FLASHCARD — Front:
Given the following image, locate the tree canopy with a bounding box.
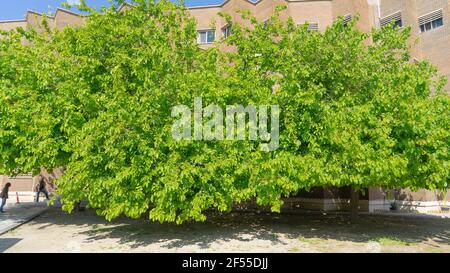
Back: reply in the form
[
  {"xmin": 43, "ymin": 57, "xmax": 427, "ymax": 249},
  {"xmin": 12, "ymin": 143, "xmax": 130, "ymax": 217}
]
[{"xmin": 0, "ymin": 0, "xmax": 448, "ymax": 223}]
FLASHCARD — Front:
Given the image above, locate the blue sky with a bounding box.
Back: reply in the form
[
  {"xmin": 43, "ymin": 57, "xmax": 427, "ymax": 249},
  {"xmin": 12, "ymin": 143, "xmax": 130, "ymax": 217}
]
[{"xmin": 0, "ymin": 0, "xmax": 226, "ymax": 21}]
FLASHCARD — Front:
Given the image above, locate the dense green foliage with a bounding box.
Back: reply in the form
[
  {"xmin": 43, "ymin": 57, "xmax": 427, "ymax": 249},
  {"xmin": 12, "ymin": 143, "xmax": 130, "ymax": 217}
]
[{"xmin": 1, "ymin": 0, "xmax": 448, "ymax": 223}]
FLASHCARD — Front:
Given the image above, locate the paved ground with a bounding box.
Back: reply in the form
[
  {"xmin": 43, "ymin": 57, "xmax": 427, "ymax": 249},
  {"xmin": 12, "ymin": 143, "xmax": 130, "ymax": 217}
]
[
  {"xmin": 1, "ymin": 207, "xmax": 449, "ymax": 253},
  {"xmin": 0, "ymin": 202, "xmax": 49, "ymax": 236}
]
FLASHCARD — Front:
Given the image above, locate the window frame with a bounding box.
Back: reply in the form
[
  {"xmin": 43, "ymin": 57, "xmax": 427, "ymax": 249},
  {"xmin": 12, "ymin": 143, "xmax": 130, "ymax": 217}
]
[
  {"xmin": 343, "ymin": 14, "xmax": 352, "ymax": 27},
  {"xmin": 300, "ymin": 21, "xmax": 319, "ymax": 32},
  {"xmin": 418, "ymin": 9, "xmax": 444, "ymax": 33},
  {"xmin": 221, "ymin": 24, "xmax": 232, "ymax": 38},
  {"xmin": 380, "ymin": 11, "xmax": 403, "ymax": 29},
  {"xmin": 197, "ymin": 29, "xmax": 216, "ymax": 44}
]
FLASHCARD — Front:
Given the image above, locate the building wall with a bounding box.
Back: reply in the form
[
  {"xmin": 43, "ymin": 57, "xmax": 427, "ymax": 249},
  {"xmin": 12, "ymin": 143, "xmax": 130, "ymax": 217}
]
[
  {"xmin": 0, "ymin": 167, "xmax": 62, "ymax": 194},
  {"xmin": 25, "ymin": 11, "xmax": 55, "ymax": 32},
  {"xmin": 189, "ymin": 0, "xmax": 335, "ymax": 48},
  {"xmin": 0, "ymin": 175, "xmax": 34, "ymax": 192},
  {"xmin": 380, "ymin": 0, "xmax": 450, "ymax": 92},
  {"xmin": 287, "ymin": 1, "xmax": 333, "ymax": 31},
  {"xmin": 0, "ymin": 8, "xmax": 84, "ymax": 33},
  {"xmin": 53, "ymin": 9, "xmax": 85, "ymax": 29},
  {"xmin": 417, "ymin": 0, "xmax": 450, "ymax": 91},
  {"xmin": 0, "ymin": 20, "xmax": 27, "ymax": 31},
  {"xmin": 332, "ymin": 0, "xmax": 377, "ymax": 32}
]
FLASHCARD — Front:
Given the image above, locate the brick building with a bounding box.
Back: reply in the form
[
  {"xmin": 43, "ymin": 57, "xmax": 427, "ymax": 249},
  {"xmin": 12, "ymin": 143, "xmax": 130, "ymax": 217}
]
[{"xmin": 1, "ymin": 0, "xmax": 449, "ymax": 212}]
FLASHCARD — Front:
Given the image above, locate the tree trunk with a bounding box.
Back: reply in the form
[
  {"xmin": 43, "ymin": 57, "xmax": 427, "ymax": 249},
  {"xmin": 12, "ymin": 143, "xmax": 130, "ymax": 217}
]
[
  {"xmin": 74, "ymin": 201, "xmax": 82, "ymax": 213},
  {"xmin": 350, "ymin": 187, "xmax": 359, "ymax": 222}
]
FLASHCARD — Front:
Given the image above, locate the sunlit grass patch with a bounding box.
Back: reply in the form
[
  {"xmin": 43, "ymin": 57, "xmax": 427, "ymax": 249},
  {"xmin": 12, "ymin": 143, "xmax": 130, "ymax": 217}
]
[
  {"xmin": 297, "ymin": 236, "xmax": 326, "ymax": 244},
  {"xmin": 371, "ymin": 236, "xmax": 412, "ymax": 246}
]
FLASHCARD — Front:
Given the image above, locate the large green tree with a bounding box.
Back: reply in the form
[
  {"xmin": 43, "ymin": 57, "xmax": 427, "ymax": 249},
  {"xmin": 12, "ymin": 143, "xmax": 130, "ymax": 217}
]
[
  {"xmin": 221, "ymin": 7, "xmax": 449, "ymax": 219},
  {"xmin": 0, "ymin": 1, "xmax": 448, "ymax": 223}
]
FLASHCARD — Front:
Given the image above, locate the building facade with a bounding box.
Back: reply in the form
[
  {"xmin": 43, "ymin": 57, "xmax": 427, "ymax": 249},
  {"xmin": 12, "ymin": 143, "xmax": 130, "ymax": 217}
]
[{"xmin": 1, "ymin": 0, "xmax": 449, "ymax": 211}]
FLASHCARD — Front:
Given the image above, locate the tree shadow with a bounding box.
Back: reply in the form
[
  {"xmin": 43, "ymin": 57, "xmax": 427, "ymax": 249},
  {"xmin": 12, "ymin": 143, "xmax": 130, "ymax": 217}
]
[
  {"xmin": 26, "ymin": 208, "xmax": 450, "ymax": 251},
  {"xmin": 0, "ymin": 238, "xmax": 22, "ymax": 252}
]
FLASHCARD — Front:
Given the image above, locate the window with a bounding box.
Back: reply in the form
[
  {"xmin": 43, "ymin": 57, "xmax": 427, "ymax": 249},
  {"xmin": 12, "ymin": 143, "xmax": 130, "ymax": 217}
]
[
  {"xmin": 222, "ymin": 24, "xmax": 232, "ymax": 38},
  {"xmin": 197, "ymin": 30, "xmax": 215, "ymax": 44},
  {"xmin": 419, "ymin": 9, "xmax": 444, "ymax": 33},
  {"xmin": 380, "ymin": 11, "xmax": 403, "ymax": 28},
  {"xmin": 301, "ymin": 21, "xmax": 319, "ymax": 31},
  {"xmin": 343, "ymin": 14, "xmax": 352, "ymax": 27}
]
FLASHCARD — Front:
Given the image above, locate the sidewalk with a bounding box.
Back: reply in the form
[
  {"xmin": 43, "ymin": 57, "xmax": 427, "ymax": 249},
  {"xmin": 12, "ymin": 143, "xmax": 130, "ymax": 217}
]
[{"xmin": 0, "ymin": 202, "xmax": 49, "ymax": 235}]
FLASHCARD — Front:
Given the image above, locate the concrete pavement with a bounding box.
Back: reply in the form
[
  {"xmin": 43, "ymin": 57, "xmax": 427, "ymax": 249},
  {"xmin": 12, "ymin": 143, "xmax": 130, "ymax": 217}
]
[{"xmin": 0, "ymin": 202, "xmax": 49, "ymax": 236}]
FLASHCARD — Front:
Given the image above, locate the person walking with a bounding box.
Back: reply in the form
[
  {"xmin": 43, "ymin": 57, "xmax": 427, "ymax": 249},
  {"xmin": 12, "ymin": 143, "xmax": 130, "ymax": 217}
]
[
  {"xmin": 36, "ymin": 175, "xmax": 50, "ymax": 202},
  {"xmin": 0, "ymin": 183, "xmax": 11, "ymax": 213}
]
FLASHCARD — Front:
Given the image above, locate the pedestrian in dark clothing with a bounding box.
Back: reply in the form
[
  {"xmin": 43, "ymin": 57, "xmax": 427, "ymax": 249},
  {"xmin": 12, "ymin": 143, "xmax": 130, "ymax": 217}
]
[
  {"xmin": 36, "ymin": 175, "xmax": 50, "ymax": 202},
  {"xmin": 0, "ymin": 183, "xmax": 11, "ymax": 213}
]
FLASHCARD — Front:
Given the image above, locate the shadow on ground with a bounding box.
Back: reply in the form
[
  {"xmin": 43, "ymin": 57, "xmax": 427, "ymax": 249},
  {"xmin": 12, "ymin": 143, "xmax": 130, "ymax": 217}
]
[
  {"xmin": 0, "ymin": 238, "xmax": 22, "ymax": 252},
  {"xmin": 24, "ymin": 207, "xmax": 450, "ymax": 251}
]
